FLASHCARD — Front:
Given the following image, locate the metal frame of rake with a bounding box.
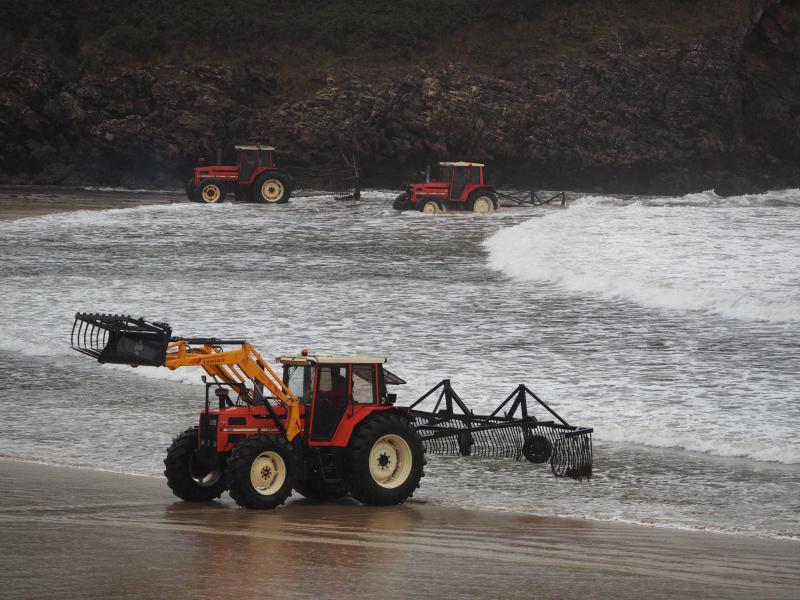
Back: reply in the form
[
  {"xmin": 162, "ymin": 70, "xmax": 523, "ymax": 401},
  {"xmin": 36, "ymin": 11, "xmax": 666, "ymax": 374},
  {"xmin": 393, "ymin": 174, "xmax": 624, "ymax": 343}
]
[
  {"xmin": 407, "ymin": 379, "xmax": 593, "ymax": 479},
  {"xmin": 286, "ymin": 152, "xmax": 361, "ymax": 200},
  {"xmin": 495, "ymin": 190, "xmax": 567, "ymax": 208}
]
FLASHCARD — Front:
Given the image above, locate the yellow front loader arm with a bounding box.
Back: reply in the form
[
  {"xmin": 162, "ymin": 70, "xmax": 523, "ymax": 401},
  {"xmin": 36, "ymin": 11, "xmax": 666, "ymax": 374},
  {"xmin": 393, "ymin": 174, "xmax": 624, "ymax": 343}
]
[
  {"xmin": 165, "ymin": 340, "xmax": 302, "ymax": 440},
  {"xmin": 71, "ymin": 313, "xmax": 302, "ymax": 440}
]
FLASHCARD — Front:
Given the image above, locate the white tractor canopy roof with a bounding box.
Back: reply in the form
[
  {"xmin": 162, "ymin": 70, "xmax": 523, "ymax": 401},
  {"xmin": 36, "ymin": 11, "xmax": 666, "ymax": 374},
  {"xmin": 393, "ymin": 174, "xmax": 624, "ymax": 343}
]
[
  {"xmin": 277, "ymin": 355, "xmax": 406, "ymax": 384},
  {"xmin": 439, "ymin": 161, "xmax": 485, "ymax": 167},
  {"xmin": 235, "ymin": 145, "xmax": 276, "ymax": 151},
  {"xmin": 278, "ymin": 354, "xmax": 387, "ymax": 366}
]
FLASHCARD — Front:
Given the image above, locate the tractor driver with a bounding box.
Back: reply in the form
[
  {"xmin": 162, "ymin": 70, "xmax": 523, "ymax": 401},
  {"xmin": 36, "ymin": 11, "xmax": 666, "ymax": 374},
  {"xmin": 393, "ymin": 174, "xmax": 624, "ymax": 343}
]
[{"xmin": 328, "ymin": 370, "xmax": 349, "ymax": 406}]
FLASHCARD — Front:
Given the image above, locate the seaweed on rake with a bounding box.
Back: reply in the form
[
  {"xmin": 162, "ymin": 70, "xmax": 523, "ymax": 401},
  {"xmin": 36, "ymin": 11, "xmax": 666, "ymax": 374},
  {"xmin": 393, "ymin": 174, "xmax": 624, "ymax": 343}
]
[
  {"xmin": 285, "ymin": 152, "xmax": 361, "ymax": 200},
  {"xmin": 407, "ymin": 380, "xmax": 593, "ymax": 480}
]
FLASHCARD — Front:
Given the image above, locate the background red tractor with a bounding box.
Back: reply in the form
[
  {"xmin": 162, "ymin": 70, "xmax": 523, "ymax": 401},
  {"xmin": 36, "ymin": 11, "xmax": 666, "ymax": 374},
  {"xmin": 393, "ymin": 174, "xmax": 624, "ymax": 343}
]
[
  {"xmin": 186, "ymin": 145, "xmax": 292, "ymax": 204},
  {"xmin": 393, "ymin": 161, "xmax": 498, "ymax": 213}
]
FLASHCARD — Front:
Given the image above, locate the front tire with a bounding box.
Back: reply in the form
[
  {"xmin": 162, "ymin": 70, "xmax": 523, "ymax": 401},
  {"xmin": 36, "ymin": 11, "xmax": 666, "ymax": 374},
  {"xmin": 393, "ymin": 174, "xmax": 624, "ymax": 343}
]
[
  {"xmin": 163, "ymin": 427, "xmax": 226, "ymax": 502},
  {"xmin": 227, "ymin": 434, "xmax": 296, "ymax": 509},
  {"xmin": 347, "ymin": 413, "xmax": 425, "ymax": 506},
  {"xmin": 185, "ymin": 179, "xmax": 195, "ymax": 202},
  {"xmin": 466, "ymin": 191, "xmax": 496, "ymax": 213},
  {"xmin": 419, "ymin": 198, "xmax": 443, "ymax": 214},
  {"xmin": 392, "ymin": 193, "xmax": 407, "ymax": 211},
  {"xmin": 253, "ymin": 172, "xmax": 291, "ymax": 204},
  {"xmin": 195, "ymin": 179, "xmax": 226, "ymax": 204}
]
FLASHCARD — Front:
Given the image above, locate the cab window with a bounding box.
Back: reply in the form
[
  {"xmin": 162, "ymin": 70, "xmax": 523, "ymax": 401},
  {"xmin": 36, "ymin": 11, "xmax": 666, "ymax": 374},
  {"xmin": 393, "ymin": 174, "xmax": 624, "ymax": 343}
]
[
  {"xmin": 469, "ymin": 166, "xmax": 481, "ymax": 184},
  {"xmin": 284, "ymin": 365, "xmax": 313, "ymax": 405},
  {"xmin": 352, "ymin": 365, "xmax": 376, "ymax": 404}
]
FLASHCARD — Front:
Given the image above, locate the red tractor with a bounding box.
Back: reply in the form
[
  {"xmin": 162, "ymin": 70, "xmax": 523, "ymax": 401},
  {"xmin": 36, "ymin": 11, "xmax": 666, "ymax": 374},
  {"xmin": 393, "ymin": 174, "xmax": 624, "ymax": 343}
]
[
  {"xmin": 186, "ymin": 145, "xmax": 292, "ymax": 204},
  {"xmin": 393, "ymin": 161, "xmax": 498, "ymax": 213},
  {"xmin": 71, "ymin": 314, "xmax": 425, "ymax": 509}
]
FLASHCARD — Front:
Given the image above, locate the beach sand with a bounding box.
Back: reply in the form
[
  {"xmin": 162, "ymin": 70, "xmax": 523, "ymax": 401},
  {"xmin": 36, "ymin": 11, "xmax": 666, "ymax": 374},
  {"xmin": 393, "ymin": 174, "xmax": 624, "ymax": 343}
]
[
  {"xmin": 0, "ymin": 460, "xmax": 797, "ymax": 600},
  {"xmin": 0, "ymin": 185, "xmax": 180, "ymax": 220}
]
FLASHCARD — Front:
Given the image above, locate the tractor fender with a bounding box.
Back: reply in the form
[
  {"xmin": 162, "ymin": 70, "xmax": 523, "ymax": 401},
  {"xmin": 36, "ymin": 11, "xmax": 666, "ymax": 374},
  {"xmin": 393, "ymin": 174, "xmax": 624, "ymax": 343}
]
[{"xmin": 328, "ymin": 406, "xmax": 412, "ymax": 447}]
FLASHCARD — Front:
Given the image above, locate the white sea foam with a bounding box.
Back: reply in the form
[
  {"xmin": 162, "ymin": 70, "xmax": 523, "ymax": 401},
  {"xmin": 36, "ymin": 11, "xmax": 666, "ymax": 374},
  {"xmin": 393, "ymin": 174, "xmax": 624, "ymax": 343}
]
[
  {"xmin": 485, "ymin": 194, "xmax": 800, "ymax": 322},
  {"xmin": 80, "ymin": 186, "xmax": 181, "ymax": 194}
]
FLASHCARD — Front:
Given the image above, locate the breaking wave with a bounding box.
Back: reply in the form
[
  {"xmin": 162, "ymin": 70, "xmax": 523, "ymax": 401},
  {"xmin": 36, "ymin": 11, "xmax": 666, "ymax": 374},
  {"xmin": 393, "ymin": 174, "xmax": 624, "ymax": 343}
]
[{"xmin": 485, "ymin": 193, "xmax": 800, "ymax": 322}]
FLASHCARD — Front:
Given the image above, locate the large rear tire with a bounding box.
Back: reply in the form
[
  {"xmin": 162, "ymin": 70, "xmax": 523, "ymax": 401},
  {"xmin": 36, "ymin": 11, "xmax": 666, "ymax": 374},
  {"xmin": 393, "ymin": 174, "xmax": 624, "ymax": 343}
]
[
  {"xmin": 466, "ymin": 191, "xmax": 496, "ymax": 213},
  {"xmin": 163, "ymin": 427, "xmax": 226, "ymax": 502},
  {"xmin": 253, "ymin": 172, "xmax": 291, "ymax": 204},
  {"xmin": 347, "ymin": 413, "xmax": 425, "ymax": 506},
  {"xmin": 195, "ymin": 179, "xmax": 226, "ymax": 204},
  {"xmin": 227, "ymin": 434, "xmax": 296, "ymax": 509}
]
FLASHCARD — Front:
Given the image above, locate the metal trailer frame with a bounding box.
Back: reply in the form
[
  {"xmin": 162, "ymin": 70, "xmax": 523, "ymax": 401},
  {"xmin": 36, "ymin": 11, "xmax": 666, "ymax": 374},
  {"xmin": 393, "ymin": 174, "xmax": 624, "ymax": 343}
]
[
  {"xmin": 407, "ymin": 379, "xmax": 593, "ymax": 479},
  {"xmin": 495, "ymin": 190, "xmax": 568, "ymax": 208}
]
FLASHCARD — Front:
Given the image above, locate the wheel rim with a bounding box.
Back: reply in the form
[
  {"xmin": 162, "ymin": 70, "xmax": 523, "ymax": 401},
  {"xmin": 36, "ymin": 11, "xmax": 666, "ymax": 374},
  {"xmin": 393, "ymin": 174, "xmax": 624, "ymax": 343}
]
[
  {"xmin": 473, "ymin": 196, "xmax": 493, "ymax": 213},
  {"xmin": 201, "ymin": 184, "xmax": 221, "ymax": 203},
  {"xmin": 189, "ymin": 452, "xmax": 222, "ymax": 487},
  {"xmin": 260, "ymin": 179, "xmax": 284, "ymax": 202},
  {"xmin": 249, "ymin": 451, "xmax": 286, "ymax": 495},
  {"xmin": 369, "ymin": 434, "xmax": 413, "ymax": 489},
  {"xmin": 422, "ymin": 201, "xmax": 440, "ymax": 214}
]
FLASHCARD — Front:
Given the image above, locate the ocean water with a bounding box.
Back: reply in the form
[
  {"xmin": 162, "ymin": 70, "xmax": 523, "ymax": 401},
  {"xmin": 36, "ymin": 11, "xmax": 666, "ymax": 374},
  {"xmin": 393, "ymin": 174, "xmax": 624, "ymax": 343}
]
[{"xmin": 0, "ymin": 188, "xmax": 798, "ymax": 539}]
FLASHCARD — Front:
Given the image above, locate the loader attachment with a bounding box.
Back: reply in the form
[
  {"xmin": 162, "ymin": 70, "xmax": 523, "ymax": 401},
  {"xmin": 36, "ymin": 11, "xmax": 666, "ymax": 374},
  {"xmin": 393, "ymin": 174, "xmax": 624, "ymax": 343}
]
[
  {"xmin": 408, "ymin": 380, "xmax": 593, "ymax": 480},
  {"xmin": 71, "ymin": 312, "xmax": 172, "ymax": 366}
]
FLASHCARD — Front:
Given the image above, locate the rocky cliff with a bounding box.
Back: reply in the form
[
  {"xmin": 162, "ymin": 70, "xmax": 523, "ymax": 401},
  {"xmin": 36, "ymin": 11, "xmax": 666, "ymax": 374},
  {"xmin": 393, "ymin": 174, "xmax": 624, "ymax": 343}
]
[{"xmin": 1, "ymin": 0, "xmax": 799, "ymax": 195}]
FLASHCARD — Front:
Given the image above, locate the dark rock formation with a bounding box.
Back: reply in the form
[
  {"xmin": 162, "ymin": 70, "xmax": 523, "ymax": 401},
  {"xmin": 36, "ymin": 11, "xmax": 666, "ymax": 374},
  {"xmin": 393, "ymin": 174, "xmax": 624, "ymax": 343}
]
[{"xmin": 1, "ymin": 0, "xmax": 800, "ymax": 195}]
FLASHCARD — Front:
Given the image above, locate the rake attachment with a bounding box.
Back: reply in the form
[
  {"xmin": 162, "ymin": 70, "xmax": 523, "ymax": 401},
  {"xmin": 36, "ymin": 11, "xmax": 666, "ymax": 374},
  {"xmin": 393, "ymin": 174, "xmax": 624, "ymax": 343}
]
[
  {"xmin": 286, "ymin": 152, "xmax": 361, "ymax": 201},
  {"xmin": 71, "ymin": 312, "xmax": 172, "ymax": 366},
  {"xmin": 407, "ymin": 380, "xmax": 593, "ymax": 480},
  {"xmin": 495, "ymin": 190, "xmax": 567, "ymax": 208}
]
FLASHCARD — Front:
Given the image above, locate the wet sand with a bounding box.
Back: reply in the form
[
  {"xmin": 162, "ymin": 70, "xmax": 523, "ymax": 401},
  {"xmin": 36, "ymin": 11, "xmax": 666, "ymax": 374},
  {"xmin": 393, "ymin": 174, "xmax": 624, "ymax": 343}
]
[
  {"xmin": 0, "ymin": 460, "xmax": 797, "ymax": 600},
  {"xmin": 0, "ymin": 185, "xmax": 180, "ymax": 220}
]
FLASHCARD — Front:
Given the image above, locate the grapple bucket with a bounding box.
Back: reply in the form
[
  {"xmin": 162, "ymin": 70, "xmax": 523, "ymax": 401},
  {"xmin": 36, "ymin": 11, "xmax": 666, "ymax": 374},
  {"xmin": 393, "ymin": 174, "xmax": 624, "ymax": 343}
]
[
  {"xmin": 71, "ymin": 313, "xmax": 172, "ymax": 366},
  {"xmin": 408, "ymin": 380, "xmax": 593, "ymax": 480}
]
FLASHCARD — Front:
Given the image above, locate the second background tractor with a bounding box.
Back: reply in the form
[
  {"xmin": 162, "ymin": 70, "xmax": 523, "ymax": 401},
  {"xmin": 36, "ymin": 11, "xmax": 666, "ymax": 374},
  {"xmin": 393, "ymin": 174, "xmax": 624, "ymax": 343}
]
[{"xmin": 393, "ymin": 161, "xmax": 498, "ymax": 213}]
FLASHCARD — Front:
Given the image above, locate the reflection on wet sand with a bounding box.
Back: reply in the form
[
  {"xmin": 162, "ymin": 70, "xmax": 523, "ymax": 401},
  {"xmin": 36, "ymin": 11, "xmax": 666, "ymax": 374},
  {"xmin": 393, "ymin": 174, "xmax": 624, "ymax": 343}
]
[{"xmin": 0, "ymin": 461, "xmax": 797, "ymax": 600}]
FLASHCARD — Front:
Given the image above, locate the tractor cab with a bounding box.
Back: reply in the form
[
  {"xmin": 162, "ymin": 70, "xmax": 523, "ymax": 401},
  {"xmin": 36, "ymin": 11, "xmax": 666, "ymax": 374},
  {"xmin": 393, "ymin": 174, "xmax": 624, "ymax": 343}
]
[
  {"xmin": 393, "ymin": 161, "xmax": 497, "ymax": 213},
  {"xmin": 236, "ymin": 145, "xmax": 275, "ymax": 183},
  {"xmin": 438, "ymin": 161, "xmax": 485, "ymax": 200},
  {"xmin": 278, "ymin": 354, "xmax": 405, "ymax": 445}
]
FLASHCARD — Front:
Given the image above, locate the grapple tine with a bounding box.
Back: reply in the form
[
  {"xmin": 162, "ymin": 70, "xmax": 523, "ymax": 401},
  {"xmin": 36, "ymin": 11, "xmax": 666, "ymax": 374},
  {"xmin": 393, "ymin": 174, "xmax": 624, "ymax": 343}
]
[{"xmin": 70, "ymin": 312, "xmax": 173, "ymax": 366}]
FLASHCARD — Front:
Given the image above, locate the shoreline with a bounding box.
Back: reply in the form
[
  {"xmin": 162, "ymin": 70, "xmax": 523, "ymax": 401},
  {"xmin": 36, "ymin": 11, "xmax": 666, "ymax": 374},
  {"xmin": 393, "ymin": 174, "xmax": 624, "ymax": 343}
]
[
  {"xmin": 2, "ymin": 452, "xmax": 798, "ymax": 544},
  {"xmin": 1, "ymin": 458, "xmax": 797, "ymax": 599},
  {"xmin": 0, "ymin": 184, "xmax": 182, "ymax": 221}
]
